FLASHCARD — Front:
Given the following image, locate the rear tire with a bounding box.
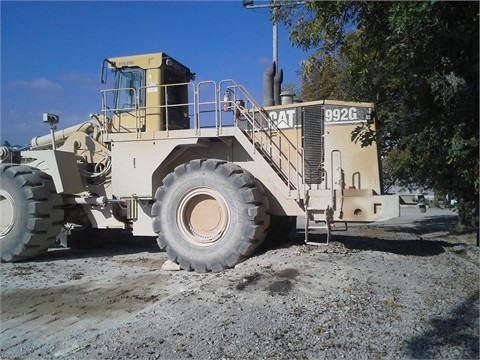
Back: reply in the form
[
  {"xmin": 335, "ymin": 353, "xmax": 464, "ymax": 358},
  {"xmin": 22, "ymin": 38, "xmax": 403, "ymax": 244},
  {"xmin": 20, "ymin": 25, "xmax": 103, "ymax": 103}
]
[
  {"xmin": 0, "ymin": 164, "xmax": 64, "ymax": 262},
  {"xmin": 152, "ymin": 159, "xmax": 270, "ymax": 272}
]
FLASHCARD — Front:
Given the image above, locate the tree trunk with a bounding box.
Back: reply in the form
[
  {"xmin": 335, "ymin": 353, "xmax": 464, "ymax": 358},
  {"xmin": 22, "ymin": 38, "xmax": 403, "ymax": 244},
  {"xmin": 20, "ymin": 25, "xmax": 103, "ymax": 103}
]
[{"xmin": 457, "ymin": 197, "xmax": 479, "ymax": 233}]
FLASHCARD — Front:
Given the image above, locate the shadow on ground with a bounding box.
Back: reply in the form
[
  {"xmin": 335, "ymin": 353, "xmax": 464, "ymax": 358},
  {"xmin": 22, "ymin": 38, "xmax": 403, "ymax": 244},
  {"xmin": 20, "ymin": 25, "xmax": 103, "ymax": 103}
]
[
  {"xmin": 404, "ymin": 291, "xmax": 479, "ymax": 359},
  {"xmin": 338, "ymin": 236, "xmax": 462, "ymax": 256},
  {"xmin": 333, "ymin": 212, "xmax": 470, "ymax": 256},
  {"xmin": 31, "ymin": 231, "xmax": 161, "ymax": 263},
  {"xmin": 378, "ymin": 213, "xmax": 464, "ymax": 235},
  {"xmin": 263, "ymin": 211, "xmax": 470, "ymax": 257},
  {"xmin": 30, "ymin": 210, "xmax": 472, "ymax": 262}
]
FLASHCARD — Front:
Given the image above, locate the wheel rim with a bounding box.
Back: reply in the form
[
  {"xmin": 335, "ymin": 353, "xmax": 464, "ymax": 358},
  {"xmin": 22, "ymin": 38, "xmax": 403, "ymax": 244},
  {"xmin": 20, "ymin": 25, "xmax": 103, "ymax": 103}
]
[
  {"xmin": 177, "ymin": 187, "xmax": 230, "ymax": 246},
  {"xmin": 0, "ymin": 190, "xmax": 15, "ymax": 238}
]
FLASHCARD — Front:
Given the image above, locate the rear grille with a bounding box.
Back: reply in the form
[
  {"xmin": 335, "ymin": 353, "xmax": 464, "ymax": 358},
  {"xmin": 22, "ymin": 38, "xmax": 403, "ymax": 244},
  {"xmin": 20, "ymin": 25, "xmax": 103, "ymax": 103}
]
[{"xmin": 303, "ymin": 104, "xmax": 325, "ymax": 184}]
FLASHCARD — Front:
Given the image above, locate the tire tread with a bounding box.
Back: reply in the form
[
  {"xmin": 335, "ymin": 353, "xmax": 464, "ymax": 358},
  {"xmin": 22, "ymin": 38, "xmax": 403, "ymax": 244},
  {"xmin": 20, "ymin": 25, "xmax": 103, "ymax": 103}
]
[
  {"xmin": 153, "ymin": 159, "xmax": 270, "ymax": 272},
  {"xmin": 0, "ymin": 164, "xmax": 64, "ymax": 262}
]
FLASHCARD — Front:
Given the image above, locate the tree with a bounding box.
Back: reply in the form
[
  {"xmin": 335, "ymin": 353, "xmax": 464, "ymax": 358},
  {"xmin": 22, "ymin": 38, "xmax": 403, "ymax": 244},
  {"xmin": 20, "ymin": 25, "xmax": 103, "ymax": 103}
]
[{"xmin": 277, "ymin": 1, "xmax": 479, "ymax": 229}]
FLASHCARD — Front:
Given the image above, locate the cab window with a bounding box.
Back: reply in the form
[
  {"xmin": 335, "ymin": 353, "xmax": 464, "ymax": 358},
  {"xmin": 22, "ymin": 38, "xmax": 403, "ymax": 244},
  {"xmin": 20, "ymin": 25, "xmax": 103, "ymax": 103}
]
[{"xmin": 114, "ymin": 69, "xmax": 144, "ymax": 111}]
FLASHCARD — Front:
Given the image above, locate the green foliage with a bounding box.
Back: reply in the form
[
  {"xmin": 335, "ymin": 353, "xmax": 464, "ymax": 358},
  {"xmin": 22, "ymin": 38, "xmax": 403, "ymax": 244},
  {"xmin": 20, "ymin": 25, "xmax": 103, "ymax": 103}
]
[{"xmin": 278, "ymin": 1, "xmax": 479, "ymax": 228}]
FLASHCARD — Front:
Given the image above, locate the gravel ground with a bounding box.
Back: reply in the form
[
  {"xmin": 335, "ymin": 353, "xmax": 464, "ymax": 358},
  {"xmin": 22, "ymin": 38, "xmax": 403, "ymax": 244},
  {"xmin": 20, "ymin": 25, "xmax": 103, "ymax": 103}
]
[{"xmin": 1, "ymin": 207, "xmax": 478, "ymax": 360}]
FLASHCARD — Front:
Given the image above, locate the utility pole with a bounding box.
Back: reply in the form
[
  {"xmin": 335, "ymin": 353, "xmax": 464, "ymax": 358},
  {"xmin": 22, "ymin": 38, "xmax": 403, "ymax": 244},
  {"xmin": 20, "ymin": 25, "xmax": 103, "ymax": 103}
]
[
  {"xmin": 242, "ymin": 0, "xmax": 280, "ymax": 69},
  {"xmin": 272, "ymin": 0, "xmax": 278, "ymax": 70},
  {"xmin": 242, "ymin": 0, "xmax": 305, "ymax": 71},
  {"xmin": 243, "ymin": 0, "xmax": 305, "ymax": 105}
]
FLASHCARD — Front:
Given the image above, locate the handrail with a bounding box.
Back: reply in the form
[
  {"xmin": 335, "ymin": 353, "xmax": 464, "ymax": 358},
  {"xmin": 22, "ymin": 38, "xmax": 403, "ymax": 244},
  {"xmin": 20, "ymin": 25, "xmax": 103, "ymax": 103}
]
[
  {"xmin": 101, "ymin": 87, "xmax": 139, "ymax": 135},
  {"xmin": 101, "ymin": 79, "xmax": 306, "ymax": 193},
  {"xmin": 219, "ymin": 79, "xmax": 304, "ymax": 191},
  {"xmin": 197, "ymin": 81, "xmax": 218, "ymax": 135}
]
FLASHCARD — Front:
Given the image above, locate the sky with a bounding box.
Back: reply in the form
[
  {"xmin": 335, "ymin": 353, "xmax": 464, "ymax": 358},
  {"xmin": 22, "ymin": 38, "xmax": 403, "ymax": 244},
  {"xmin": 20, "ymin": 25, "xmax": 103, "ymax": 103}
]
[{"xmin": 0, "ymin": 0, "xmax": 311, "ymax": 147}]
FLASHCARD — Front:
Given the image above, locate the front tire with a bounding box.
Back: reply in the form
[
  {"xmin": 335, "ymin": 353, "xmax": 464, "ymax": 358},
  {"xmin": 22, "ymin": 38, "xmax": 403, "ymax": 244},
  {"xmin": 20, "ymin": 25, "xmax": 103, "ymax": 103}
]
[
  {"xmin": 152, "ymin": 159, "xmax": 270, "ymax": 272},
  {"xmin": 0, "ymin": 164, "xmax": 64, "ymax": 262}
]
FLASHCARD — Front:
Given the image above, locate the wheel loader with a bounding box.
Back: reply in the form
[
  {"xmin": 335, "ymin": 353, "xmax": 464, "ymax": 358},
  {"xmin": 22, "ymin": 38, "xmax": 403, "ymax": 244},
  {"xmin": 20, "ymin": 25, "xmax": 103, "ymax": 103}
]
[{"xmin": 0, "ymin": 52, "xmax": 399, "ymax": 272}]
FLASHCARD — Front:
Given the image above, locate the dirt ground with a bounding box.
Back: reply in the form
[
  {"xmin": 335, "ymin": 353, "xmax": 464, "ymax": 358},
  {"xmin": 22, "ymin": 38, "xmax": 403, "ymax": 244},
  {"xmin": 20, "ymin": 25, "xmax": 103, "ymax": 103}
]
[{"xmin": 1, "ymin": 207, "xmax": 478, "ymax": 359}]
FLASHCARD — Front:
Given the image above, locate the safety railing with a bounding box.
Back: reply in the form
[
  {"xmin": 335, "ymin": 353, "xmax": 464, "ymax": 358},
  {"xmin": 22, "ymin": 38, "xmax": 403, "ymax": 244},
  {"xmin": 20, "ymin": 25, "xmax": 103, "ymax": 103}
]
[
  {"xmin": 218, "ymin": 79, "xmax": 304, "ymax": 192},
  {"xmin": 101, "ymin": 87, "xmax": 140, "ymax": 136},
  {"xmin": 101, "ymin": 79, "xmax": 305, "ymax": 192}
]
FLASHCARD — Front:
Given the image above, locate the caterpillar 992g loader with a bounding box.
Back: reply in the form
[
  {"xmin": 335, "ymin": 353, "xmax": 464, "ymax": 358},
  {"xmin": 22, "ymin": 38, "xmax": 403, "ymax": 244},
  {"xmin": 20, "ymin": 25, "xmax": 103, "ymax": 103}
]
[{"xmin": 0, "ymin": 52, "xmax": 399, "ymax": 272}]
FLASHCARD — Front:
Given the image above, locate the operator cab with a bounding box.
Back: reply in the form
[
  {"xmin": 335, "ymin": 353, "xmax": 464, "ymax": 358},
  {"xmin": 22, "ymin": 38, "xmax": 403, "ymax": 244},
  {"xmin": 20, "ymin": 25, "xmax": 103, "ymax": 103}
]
[{"xmin": 102, "ymin": 52, "xmax": 195, "ymax": 133}]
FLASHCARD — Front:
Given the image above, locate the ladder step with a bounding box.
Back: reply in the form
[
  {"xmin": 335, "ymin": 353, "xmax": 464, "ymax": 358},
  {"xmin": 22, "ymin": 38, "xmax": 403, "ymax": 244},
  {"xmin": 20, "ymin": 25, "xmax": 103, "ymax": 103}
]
[{"xmin": 305, "ymin": 214, "xmax": 331, "ymax": 245}]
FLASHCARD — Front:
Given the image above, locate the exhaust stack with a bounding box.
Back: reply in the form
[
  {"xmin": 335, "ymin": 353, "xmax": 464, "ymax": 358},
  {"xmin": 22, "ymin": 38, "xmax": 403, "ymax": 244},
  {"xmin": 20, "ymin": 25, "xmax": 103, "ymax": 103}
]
[
  {"xmin": 263, "ymin": 62, "xmax": 276, "ymax": 107},
  {"xmin": 263, "ymin": 61, "xmax": 283, "ymax": 106},
  {"xmin": 273, "ymin": 68, "xmax": 283, "ymax": 106}
]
